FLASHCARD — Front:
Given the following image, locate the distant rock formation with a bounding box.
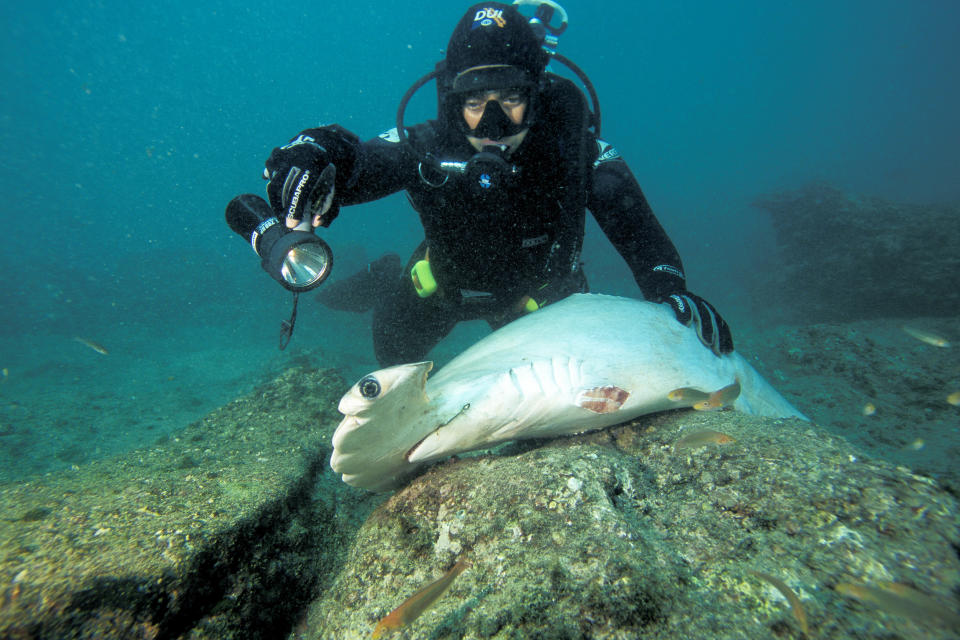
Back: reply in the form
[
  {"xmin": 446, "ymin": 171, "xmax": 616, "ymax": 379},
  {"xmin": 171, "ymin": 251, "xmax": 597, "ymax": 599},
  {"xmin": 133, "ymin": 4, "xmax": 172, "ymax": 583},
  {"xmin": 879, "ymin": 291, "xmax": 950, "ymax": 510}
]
[{"xmin": 752, "ymin": 183, "xmax": 960, "ymax": 322}]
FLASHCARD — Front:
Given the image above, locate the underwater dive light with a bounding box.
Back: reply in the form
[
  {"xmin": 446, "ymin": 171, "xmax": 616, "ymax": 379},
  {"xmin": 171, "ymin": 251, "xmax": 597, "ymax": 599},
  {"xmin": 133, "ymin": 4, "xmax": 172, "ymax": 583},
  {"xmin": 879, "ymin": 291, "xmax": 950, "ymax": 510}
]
[{"xmin": 225, "ymin": 193, "xmax": 333, "ymax": 292}]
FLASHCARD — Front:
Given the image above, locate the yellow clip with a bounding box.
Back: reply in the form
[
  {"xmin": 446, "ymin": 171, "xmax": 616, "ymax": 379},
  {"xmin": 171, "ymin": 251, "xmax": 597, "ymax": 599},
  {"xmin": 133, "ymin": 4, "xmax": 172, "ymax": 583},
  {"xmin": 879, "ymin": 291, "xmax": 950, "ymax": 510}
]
[{"xmin": 411, "ymin": 259, "xmax": 437, "ymax": 298}]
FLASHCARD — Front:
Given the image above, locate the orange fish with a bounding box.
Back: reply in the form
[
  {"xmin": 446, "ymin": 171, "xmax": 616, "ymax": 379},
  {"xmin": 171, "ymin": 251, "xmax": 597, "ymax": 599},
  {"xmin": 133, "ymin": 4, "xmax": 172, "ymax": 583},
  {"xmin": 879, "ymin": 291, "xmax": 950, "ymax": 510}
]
[
  {"xmin": 836, "ymin": 581, "xmax": 960, "ymax": 629},
  {"xmin": 673, "ymin": 430, "xmax": 735, "ymax": 450},
  {"xmin": 371, "ymin": 559, "xmax": 469, "ymax": 638},
  {"xmin": 862, "ymin": 402, "xmax": 877, "ymax": 416},
  {"xmin": 692, "ymin": 380, "xmax": 741, "ymax": 411},
  {"xmin": 750, "ymin": 570, "xmax": 809, "ymax": 635},
  {"xmin": 901, "ymin": 326, "xmax": 951, "ymax": 348},
  {"xmin": 667, "ymin": 387, "xmax": 711, "ymax": 403},
  {"xmin": 73, "ymin": 336, "xmax": 109, "ymax": 355}
]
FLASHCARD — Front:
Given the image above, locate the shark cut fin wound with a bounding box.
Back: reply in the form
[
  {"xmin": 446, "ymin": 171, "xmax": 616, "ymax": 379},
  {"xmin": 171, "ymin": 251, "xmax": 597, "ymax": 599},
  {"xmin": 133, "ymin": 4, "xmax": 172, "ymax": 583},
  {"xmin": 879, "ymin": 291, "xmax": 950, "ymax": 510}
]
[{"xmin": 575, "ymin": 386, "xmax": 630, "ymax": 414}]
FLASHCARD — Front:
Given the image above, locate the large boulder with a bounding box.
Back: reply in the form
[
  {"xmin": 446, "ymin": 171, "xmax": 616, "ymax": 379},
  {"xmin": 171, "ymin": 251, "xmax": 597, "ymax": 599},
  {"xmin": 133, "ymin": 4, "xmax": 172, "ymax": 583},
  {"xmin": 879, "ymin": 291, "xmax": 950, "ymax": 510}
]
[{"xmin": 298, "ymin": 410, "xmax": 960, "ymax": 639}]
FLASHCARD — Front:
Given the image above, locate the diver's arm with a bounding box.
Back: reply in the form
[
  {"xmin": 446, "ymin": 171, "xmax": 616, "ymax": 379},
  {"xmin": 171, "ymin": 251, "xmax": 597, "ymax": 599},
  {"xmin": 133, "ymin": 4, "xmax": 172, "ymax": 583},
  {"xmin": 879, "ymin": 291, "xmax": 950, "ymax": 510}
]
[
  {"xmin": 337, "ymin": 128, "xmax": 419, "ymax": 206},
  {"xmin": 586, "ymin": 140, "xmax": 686, "ymax": 299},
  {"xmin": 263, "ymin": 124, "xmax": 415, "ymax": 227}
]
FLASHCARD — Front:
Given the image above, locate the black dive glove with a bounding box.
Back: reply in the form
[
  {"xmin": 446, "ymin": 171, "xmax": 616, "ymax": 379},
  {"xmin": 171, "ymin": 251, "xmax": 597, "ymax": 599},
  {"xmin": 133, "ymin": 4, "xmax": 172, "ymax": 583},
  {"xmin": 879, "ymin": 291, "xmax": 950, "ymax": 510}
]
[
  {"xmin": 657, "ymin": 291, "xmax": 734, "ymax": 356},
  {"xmin": 264, "ymin": 133, "xmax": 337, "ymax": 228},
  {"xmin": 264, "ymin": 125, "xmax": 361, "ymax": 227}
]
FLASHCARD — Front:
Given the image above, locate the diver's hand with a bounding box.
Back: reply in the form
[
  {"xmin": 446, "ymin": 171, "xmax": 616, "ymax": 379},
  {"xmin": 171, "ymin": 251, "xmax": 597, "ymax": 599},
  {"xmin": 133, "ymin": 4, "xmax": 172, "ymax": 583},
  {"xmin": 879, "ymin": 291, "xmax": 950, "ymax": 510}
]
[
  {"xmin": 264, "ymin": 134, "xmax": 336, "ymax": 228},
  {"xmin": 658, "ymin": 291, "xmax": 734, "ymax": 356}
]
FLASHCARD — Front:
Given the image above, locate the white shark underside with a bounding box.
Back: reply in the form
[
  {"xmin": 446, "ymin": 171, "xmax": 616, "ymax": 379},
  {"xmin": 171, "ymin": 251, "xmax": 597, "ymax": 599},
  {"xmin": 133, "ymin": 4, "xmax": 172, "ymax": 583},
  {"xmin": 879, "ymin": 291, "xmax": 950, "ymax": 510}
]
[{"xmin": 331, "ymin": 294, "xmax": 806, "ymax": 491}]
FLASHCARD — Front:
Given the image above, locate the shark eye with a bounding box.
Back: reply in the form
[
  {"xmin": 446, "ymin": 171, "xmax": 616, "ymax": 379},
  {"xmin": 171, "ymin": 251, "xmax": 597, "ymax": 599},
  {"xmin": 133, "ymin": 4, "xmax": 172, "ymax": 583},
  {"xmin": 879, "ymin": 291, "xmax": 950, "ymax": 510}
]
[{"xmin": 358, "ymin": 376, "xmax": 381, "ymax": 399}]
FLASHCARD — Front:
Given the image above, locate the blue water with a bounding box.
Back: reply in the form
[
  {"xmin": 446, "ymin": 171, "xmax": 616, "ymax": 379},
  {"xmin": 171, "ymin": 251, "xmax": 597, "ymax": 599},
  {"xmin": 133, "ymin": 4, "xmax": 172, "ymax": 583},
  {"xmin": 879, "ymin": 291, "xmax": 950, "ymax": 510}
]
[{"xmin": 1, "ymin": 1, "xmax": 958, "ymax": 479}]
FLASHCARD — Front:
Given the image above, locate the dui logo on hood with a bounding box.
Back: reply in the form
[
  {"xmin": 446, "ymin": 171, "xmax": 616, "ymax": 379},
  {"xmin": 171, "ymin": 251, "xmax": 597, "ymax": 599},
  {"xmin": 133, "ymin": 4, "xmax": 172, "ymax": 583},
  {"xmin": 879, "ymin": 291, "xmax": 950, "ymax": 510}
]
[{"xmin": 473, "ymin": 7, "xmax": 507, "ymax": 28}]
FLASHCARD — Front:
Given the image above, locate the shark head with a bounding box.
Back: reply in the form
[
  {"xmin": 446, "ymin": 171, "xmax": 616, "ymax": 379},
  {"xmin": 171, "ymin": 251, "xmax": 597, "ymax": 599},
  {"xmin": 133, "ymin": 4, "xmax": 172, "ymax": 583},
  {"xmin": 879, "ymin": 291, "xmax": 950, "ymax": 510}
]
[
  {"xmin": 337, "ymin": 361, "xmax": 433, "ymax": 420},
  {"xmin": 331, "ymin": 361, "xmax": 436, "ymax": 491}
]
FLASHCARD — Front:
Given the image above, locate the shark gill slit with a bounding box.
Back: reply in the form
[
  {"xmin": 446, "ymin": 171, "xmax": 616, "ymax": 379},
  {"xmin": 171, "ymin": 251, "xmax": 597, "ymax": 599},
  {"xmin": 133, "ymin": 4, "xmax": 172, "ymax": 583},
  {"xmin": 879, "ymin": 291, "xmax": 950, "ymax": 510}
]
[
  {"xmin": 507, "ymin": 367, "xmax": 526, "ymax": 399},
  {"xmin": 551, "ymin": 356, "xmax": 571, "ymax": 392},
  {"xmin": 529, "ymin": 361, "xmax": 547, "ymax": 395}
]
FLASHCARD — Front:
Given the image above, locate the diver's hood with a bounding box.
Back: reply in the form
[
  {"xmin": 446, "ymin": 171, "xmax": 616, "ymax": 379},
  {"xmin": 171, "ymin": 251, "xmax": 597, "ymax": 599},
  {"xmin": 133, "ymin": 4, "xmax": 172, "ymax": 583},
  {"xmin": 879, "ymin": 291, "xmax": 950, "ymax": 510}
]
[
  {"xmin": 393, "ymin": 1, "xmax": 600, "ymax": 184},
  {"xmin": 437, "ymin": 2, "xmax": 549, "ymax": 134}
]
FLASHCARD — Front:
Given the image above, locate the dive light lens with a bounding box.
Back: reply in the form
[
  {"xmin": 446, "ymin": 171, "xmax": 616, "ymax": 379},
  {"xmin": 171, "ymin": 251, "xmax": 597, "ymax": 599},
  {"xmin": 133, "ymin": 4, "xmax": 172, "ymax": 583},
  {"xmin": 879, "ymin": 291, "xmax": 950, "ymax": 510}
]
[
  {"xmin": 280, "ymin": 242, "xmax": 332, "ymax": 289},
  {"xmin": 266, "ymin": 231, "xmax": 334, "ymax": 292}
]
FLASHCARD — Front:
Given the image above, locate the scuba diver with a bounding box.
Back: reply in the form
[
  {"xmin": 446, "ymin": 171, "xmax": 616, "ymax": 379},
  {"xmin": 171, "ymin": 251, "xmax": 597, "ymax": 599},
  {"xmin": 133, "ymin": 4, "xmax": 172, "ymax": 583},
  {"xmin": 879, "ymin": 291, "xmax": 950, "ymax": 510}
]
[{"xmin": 225, "ymin": 1, "xmax": 733, "ymax": 365}]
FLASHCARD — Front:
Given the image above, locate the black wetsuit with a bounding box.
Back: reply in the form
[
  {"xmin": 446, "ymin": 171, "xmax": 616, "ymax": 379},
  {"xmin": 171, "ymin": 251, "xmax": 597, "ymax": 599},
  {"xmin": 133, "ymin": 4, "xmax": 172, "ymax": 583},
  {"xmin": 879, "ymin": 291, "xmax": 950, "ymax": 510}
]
[{"xmin": 315, "ymin": 77, "xmax": 686, "ymax": 365}]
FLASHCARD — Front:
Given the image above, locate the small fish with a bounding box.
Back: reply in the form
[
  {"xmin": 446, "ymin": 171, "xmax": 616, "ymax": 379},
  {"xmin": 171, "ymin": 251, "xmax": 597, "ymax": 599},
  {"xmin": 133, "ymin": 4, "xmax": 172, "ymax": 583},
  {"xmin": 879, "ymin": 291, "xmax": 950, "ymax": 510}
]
[
  {"xmin": 947, "ymin": 391, "xmax": 960, "ymax": 407},
  {"xmin": 73, "ymin": 336, "xmax": 109, "ymax": 355},
  {"xmin": 371, "ymin": 559, "xmax": 469, "ymax": 638},
  {"xmin": 750, "ymin": 570, "xmax": 809, "ymax": 636},
  {"xmin": 901, "ymin": 326, "xmax": 951, "ymax": 348},
  {"xmin": 692, "ymin": 380, "xmax": 741, "ymax": 411},
  {"xmin": 905, "ymin": 438, "xmax": 925, "ymax": 451},
  {"xmin": 667, "ymin": 387, "xmax": 711, "ymax": 403},
  {"xmin": 674, "ymin": 429, "xmax": 735, "ymax": 450},
  {"xmin": 862, "ymin": 402, "xmax": 876, "ymax": 417},
  {"xmin": 835, "ymin": 581, "xmax": 960, "ymax": 629}
]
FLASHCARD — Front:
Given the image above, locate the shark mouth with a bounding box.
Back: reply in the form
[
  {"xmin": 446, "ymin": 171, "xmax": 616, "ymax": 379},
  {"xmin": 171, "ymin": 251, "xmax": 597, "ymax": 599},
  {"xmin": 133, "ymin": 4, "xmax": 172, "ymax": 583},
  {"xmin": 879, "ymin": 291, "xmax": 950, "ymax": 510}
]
[{"xmin": 406, "ymin": 436, "xmax": 431, "ymax": 463}]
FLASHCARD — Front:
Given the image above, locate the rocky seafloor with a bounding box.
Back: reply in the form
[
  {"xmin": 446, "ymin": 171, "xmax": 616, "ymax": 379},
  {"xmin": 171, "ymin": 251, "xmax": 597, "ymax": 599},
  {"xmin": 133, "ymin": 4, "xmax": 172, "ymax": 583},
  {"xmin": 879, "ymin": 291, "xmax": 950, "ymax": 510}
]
[
  {"xmin": 1, "ymin": 329, "xmax": 958, "ymax": 639},
  {"xmin": 298, "ymin": 409, "xmax": 960, "ymax": 639},
  {"xmin": 0, "ymin": 366, "xmax": 374, "ymax": 639}
]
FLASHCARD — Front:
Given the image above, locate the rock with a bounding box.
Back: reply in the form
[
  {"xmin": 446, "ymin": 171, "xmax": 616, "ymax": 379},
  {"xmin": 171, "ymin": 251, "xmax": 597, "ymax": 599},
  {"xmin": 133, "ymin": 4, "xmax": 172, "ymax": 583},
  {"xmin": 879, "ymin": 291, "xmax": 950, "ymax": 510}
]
[
  {"xmin": 735, "ymin": 315, "xmax": 960, "ymax": 494},
  {"xmin": 752, "ymin": 182, "xmax": 960, "ymax": 322},
  {"xmin": 5, "ymin": 361, "xmax": 957, "ymax": 639},
  {"xmin": 296, "ymin": 410, "xmax": 960, "ymax": 639},
  {"xmin": 0, "ymin": 365, "xmax": 371, "ymax": 640}
]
